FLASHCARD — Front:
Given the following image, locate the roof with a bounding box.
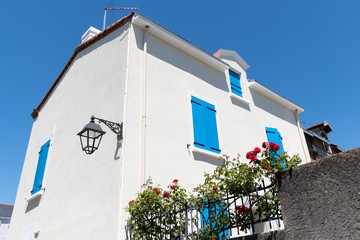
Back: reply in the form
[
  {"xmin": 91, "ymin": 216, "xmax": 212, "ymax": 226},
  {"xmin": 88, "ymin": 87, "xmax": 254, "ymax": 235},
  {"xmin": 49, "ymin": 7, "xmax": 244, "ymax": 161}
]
[
  {"xmin": 306, "ymin": 121, "xmax": 333, "ymax": 133},
  {"xmin": 303, "ymin": 128, "xmax": 331, "ymax": 144},
  {"xmin": 213, "ymin": 49, "xmax": 250, "ymax": 71},
  {"xmin": 31, "ymin": 12, "xmax": 135, "ymax": 119},
  {"xmin": 0, "ymin": 204, "xmax": 14, "ymax": 218}
]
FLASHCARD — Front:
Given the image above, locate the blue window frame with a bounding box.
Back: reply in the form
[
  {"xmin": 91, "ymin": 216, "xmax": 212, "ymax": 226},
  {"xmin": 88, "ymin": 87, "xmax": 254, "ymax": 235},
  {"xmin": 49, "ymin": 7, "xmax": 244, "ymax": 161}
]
[
  {"xmin": 191, "ymin": 96, "xmax": 220, "ymax": 154},
  {"xmin": 31, "ymin": 140, "xmax": 51, "ymax": 195},
  {"xmin": 229, "ymin": 70, "xmax": 242, "ymax": 97}
]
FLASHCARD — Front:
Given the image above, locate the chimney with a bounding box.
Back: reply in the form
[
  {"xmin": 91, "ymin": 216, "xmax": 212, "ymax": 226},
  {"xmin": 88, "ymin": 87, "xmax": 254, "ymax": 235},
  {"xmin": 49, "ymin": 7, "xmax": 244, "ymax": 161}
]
[{"xmin": 81, "ymin": 27, "xmax": 101, "ymax": 43}]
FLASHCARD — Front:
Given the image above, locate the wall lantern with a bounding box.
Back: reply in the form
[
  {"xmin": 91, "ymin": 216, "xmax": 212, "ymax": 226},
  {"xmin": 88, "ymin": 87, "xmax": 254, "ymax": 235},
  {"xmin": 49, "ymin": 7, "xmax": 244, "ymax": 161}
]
[{"xmin": 77, "ymin": 115, "xmax": 123, "ymax": 154}]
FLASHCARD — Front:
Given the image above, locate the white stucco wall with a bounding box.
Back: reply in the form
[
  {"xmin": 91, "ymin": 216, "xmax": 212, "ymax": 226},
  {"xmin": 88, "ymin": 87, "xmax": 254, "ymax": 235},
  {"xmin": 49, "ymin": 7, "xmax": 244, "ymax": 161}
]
[
  {"xmin": 8, "ymin": 23, "xmax": 130, "ymax": 240},
  {"xmin": 0, "ymin": 218, "xmax": 11, "ymax": 240},
  {"xmin": 119, "ymin": 24, "xmax": 308, "ymax": 238}
]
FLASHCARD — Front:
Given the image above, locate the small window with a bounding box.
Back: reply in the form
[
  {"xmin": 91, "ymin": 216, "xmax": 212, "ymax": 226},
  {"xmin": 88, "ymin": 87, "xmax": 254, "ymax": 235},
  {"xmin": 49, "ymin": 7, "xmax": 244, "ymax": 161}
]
[
  {"xmin": 31, "ymin": 140, "xmax": 50, "ymax": 195},
  {"xmin": 229, "ymin": 70, "xmax": 242, "ymax": 97},
  {"xmin": 191, "ymin": 96, "xmax": 220, "ymax": 154}
]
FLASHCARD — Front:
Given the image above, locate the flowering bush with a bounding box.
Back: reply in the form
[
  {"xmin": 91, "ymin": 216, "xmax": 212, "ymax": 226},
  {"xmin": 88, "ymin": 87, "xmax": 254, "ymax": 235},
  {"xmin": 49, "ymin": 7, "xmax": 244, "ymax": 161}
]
[{"xmin": 126, "ymin": 142, "xmax": 301, "ymax": 239}]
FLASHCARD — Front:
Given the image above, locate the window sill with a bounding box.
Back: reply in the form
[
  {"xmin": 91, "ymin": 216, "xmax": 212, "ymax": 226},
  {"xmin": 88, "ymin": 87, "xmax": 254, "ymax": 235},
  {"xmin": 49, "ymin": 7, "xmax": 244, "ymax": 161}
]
[
  {"xmin": 230, "ymin": 93, "xmax": 250, "ymax": 105},
  {"xmin": 25, "ymin": 190, "xmax": 44, "ymax": 202},
  {"xmin": 192, "ymin": 147, "xmax": 221, "ymax": 159}
]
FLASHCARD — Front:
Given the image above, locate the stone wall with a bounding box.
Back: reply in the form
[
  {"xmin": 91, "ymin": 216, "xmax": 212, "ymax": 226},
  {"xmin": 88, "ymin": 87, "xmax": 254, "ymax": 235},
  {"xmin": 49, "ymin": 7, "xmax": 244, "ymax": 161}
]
[{"xmin": 236, "ymin": 147, "xmax": 360, "ymax": 240}]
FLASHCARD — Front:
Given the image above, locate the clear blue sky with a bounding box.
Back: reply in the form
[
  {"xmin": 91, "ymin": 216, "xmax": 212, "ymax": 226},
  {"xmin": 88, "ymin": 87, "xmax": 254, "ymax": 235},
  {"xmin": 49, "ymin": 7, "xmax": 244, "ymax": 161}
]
[{"xmin": 0, "ymin": 0, "xmax": 359, "ymax": 204}]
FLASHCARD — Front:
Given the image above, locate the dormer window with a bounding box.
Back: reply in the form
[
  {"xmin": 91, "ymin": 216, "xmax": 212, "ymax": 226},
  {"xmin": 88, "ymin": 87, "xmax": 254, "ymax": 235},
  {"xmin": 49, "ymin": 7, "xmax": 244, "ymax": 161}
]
[{"xmin": 229, "ymin": 70, "xmax": 242, "ymax": 97}]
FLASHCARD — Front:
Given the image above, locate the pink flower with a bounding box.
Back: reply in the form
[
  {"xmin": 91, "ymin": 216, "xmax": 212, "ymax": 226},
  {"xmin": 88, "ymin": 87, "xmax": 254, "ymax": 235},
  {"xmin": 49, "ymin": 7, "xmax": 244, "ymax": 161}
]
[
  {"xmin": 173, "ymin": 179, "xmax": 178, "ymax": 183},
  {"xmin": 163, "ymin": 191, "xmax": 169, "ymax": 198},
  {"xmin": 129, "ymin": 200, "xmax": 134, "ymax": 205},
  {"xmin": 236, "ymin": 205, "xmax": 249, "ymax": 214},
  {"xmin": 254, "ymin": 147, "xmax": 261, "ymax": 154},
  {"xmin": 170, "ymin": 185, "xmax": 176, "ymax": 190},
  {"xmin": 262, "ymin": 142, "xmax": 268, "ymax": 148},
  {"xmin": 212, "ymin": 186, "xmax": 218, "ymax": 191}
]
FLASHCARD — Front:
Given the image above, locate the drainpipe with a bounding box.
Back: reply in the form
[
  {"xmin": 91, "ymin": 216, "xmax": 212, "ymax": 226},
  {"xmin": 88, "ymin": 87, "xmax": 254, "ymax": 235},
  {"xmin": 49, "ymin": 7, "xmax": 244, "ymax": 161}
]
[
  {"xmin": 294, "ymin": 109, "xmax": 311, "ymax": 163},
  {"xmin": 118, "ymin": 24, "xmax": 132, "ymax": 240},
  {"xmin": 141, "ymin": 25, "xmax": 150, "ymax": 185}
]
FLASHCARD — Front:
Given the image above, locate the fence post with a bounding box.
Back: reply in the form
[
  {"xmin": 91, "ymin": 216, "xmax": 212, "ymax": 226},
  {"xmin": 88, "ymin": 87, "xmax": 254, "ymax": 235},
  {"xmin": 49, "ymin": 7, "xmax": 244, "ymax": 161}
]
[{"xmin": 185, "ymin": 202, "xmax": 189, "ymax": 239}]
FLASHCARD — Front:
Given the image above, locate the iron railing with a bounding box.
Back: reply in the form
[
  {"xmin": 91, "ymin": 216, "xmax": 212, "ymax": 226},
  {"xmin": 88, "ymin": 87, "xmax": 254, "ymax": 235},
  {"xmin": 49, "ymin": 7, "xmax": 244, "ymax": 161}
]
[{"xmin": 125, "ymin": 180, "xmax": 282, "ymax": 239}]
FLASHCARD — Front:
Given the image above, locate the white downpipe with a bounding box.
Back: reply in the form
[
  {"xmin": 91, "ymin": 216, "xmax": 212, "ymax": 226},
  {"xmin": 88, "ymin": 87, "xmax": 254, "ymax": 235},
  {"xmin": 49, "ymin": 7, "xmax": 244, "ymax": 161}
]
[
  {"xmin": 118, "ymin": 24, "xmax": 132, "ymax": 240},
  {"xmin": 294, "ymin": 110, "xmax": 311, "ymax": 163},
  {"xmin": 141, "ymin": 25, "xmax": 150, "ymax": 185}
]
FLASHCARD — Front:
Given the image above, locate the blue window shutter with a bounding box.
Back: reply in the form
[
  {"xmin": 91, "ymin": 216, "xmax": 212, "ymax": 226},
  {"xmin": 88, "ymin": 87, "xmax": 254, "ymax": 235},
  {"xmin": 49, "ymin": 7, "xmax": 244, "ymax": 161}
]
[
  {"xmin": 204, "ymin": 102, "xmax": 220, "ymax": 153},
  {"xmin": 201, "ymin": 202, "xmax": 230, "ymax": 238},
  {"xmin": 191, "ymin": 97, "xmax": 207, "ymax": 150},
  {"xmin": 191, "ymin": 96, "xmax": 220, "ymax": 154},
  {"xmin": 266, "ymin": 127, "xmax": 285, "ymax": 168},
  {"xmin": 265, "ymin": 127, "xmax": 284, "ymax": 154},
  {"xmin": 229, "ymin": 70, "xmax": 242, "ymax": 97},
  {"xmin": 31, "ymin": 140, "xmax": 51, "ymax": 195}
]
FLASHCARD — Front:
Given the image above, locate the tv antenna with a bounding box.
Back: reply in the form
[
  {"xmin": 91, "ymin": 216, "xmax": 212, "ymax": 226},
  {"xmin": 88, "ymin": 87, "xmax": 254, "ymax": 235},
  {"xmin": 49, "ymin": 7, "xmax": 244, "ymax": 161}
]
[{"xmin": 103, "ymin": 7, "xmax": 139, "ymax": 30}]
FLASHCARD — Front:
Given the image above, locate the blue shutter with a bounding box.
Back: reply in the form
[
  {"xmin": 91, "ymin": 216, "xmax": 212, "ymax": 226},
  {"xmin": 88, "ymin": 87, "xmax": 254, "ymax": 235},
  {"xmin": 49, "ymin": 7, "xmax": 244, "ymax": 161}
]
[
  {"xmin": 229, "ymin": 70, "xmax": 242, "ymax": 97},
  {"xmin": 191, "ymin": 97, "xmax": 207, "ymax": 150},
  {"xmin": 201, "ymin": 202, "xmax": 230, "ymax": 238},
  {"xmin": 191, "ymin": 96, "xmax": 220, "ymax": 154},
  {"xmin": 31, "ymin": 140, "xmax": 50, "ymax": 195},
  {"xmin": 265, "ymin": 127, "xmax": 284, "ymax": 154},
  {"xmin": 266, "ymin": 127, "xmax": 285, "ymax": 169}
]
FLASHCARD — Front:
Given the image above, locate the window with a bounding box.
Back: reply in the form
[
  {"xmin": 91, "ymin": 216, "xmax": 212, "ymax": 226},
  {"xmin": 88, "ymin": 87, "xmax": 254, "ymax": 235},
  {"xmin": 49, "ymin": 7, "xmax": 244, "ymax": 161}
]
[
  {"xmin": 191, "ymin": 96, "xmax": 220, "ymax": 154},
  {"xmin": 31, "ymin": 140, "xmax": 50, "ymax": 195},
  {"xmin": 265, "ymin": 127, "xmax": 284, "ymax": 154},
  {"xmin": 229, "ymin": 70, "xmax": 242, "ymax": 97}
]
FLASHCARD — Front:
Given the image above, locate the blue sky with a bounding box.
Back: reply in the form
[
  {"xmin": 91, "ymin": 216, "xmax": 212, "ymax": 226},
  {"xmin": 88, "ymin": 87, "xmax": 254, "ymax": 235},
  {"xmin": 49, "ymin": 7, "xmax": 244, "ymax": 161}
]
[{"xmin": 0, "ymin": 0, "xmax": 359, "ymax": 204}]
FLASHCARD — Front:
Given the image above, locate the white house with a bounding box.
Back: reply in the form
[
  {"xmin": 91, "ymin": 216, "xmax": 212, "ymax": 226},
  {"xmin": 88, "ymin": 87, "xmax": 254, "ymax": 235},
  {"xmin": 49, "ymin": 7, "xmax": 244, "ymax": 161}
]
[
  {"xmin": 8, "ymin": 12, "xmax": 310, "ymax": 240},
  {"xmin": 0, "ymin": 204, "xmax": 13, "ymax": 240}
]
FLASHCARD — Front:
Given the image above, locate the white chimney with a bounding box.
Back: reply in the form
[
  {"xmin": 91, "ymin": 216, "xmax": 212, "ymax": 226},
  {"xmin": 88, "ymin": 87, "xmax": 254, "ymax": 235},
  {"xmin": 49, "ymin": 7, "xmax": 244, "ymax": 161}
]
[{"xmin": 81, "ymin": 27, "xmax": 101, "ymax": 43}]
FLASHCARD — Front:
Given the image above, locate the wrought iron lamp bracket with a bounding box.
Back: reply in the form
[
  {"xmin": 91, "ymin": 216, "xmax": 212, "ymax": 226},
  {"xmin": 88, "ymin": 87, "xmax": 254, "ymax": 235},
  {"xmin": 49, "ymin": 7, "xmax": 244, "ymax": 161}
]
[{"xmin": 92, "ymin": 115, "xmax": 123, "ymax": 138}]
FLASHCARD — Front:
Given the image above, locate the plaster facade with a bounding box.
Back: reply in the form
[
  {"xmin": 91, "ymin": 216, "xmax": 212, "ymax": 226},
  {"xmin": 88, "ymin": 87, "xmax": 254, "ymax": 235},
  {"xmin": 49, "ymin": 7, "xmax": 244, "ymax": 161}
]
[{"xmin": 9, "ymin": 13, "xmax": 310, "ymax": 240}]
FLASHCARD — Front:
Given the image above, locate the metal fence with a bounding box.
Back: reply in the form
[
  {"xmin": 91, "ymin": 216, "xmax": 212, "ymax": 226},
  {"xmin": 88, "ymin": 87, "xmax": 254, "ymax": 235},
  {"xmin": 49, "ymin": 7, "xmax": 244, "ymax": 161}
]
[{"xmin": 125, "ymin": 181, "xmax": 282, "ymax": 239}]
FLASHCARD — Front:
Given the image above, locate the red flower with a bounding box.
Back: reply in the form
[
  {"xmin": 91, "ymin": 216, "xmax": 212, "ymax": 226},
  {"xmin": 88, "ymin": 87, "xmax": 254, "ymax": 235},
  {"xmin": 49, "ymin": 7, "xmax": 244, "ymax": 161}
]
[
  {"xmin": 129, "ymin": 200, "xmax": 134, "ymax": 206},
  {"xmin": 171, "ymin": 185, "xmax": 176, "ymax": 190},
  {"xmin": 163, "ymin": 191, "xmax": 169, "ymax": 198},
  {"xmin": 246, "ymin": 151, "xmax": 254, "ymax": 159},
  {"xmin": 212, "ymin": 186, "xmax": 218, "ymax": 191},
  {"xmin": 254, "ymin": 147, "xmax": 261, "ymax": 154},
  {"xmin": 262, "ymin": 142, "xmax": 268, "ymax": 148},
  {"xmin": 250, "ymin": 155, "xmax": 257, "ymax": 162},
  {"xmin": 236, "ymin": 205, "xmax": 249, "ymax": 214},
  {"xmin": 153, "ymin": 188, "xmax": 161, "ymax": 194},
  {"xmin": 173, "ymin": 179, "xmax": 178, "ymax": 183},
  {"xmin": 252, "ymin": 167, "xmax": 257, "ymax": 174},
  {"xmin": 269, "ymin": 142, "xmax": 280, "ymax": 152}
]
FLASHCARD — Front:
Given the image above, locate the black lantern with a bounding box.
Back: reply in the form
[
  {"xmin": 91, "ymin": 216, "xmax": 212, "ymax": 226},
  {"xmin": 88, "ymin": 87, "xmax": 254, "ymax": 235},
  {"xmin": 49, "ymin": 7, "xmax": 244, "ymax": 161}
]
[{"xmin": 77, "ymin": 115, "xmax": 123, "ymax": 154}]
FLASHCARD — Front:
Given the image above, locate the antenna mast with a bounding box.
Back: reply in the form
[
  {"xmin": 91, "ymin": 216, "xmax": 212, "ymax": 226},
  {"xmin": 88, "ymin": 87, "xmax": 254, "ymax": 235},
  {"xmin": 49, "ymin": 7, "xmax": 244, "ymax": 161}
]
[{"xmin": 103, "ymin": 7, "xmax": 139, "ymax": 30}]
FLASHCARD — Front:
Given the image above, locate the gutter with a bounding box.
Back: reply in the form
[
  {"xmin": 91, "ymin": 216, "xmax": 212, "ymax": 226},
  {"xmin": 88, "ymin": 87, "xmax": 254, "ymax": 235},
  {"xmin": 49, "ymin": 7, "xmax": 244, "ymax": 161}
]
[
  {"xmin": 132, "ymin": 13, "xmax": 229, "ymax": 72},
  {"xmin": 141, "ymin": 25, "xmax": 150, "ymax": 185}
]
